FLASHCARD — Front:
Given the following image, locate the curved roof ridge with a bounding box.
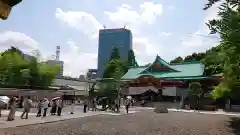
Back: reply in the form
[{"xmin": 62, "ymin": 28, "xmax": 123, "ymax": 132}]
[
  {"xmin": 156, "ymin": 55, "xmax": 170, "ymax": 65},
  {"xmin": 138, "ymin": 55, "xmax": 179, "ymax": 74}
]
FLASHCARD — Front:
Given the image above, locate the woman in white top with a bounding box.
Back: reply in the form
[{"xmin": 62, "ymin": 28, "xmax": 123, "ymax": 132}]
[
  {"xmin": 43, "ymin": 98, "xmax": 49, "ymax": 117},
  {"xmin": 57, "ymin": 98, "xmax": 63, "ymax": 116}
]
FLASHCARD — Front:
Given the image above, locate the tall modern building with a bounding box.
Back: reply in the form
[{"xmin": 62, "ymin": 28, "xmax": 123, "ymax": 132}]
[
  {"xmin": 97, "ymin": 28, "xmax": 132, "ymax": 77},
  {"xmin": 47, "ymin": 46, "xmax": 64, "ymax": 78}
]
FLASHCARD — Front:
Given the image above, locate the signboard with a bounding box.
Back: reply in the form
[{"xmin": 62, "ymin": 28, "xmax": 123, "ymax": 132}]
[{"xmin": 0, "ymin": 0, "xmax": 12, "ymax": 20}]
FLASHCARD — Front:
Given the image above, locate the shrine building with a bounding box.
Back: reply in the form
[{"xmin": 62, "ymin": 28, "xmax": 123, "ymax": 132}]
[{"xmin": 121, "ymin": 55, "xmax": 221, "ymax": 102}]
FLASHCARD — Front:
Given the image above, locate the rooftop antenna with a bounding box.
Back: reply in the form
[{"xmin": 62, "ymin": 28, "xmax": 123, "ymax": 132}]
[{"xmin": 124, "ymin": 24, "xmax": 126, "ymax": 29}]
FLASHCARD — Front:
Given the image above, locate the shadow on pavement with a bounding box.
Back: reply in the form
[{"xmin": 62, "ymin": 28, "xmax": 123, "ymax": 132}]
[{"xmin": 227, "ymin": 117, "xmax": 240, "ymax": 135}]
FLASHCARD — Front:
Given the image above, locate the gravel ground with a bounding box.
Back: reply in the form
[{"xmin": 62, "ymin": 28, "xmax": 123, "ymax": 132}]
[{"xmin": 0, "ymin": 110, "xmax": 240, "ymax": 135}]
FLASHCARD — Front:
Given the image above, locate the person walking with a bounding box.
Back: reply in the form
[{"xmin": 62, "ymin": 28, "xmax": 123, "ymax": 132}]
[
  {"xmin": 115, "ymin": 98, "xmax": 120, "ymax": 113},
  {"xmin": 50, "ymin": 100, "xmax": 57, "ymax": 115},
  {"xmin": 125, "ymin": 98, "xmax": 131, "ymax": 114},
  {"xmin": 42, "ymin": 97, "xmax": 49, "ymax": 117},
  {"xmin": 7, "ymin": 97, "xmax": 17, "ymax": 121},
  {"xmin": 92, "ymin": 98, "xmax": 96, "ymax": 111},
  {"xmin": 70, "ymin": 98, "xmax": 75, "ymax": 114},
  {"xmin": 57, "ymin": 98, "xmax": 63, "ymax": 116},
  {"xmin": 21, "ymin": 96, "xmax": 32, "ymax": 119},
  {"xmin": 36, "ymin": 100, "xmax": 43, "ymax": 117},
  {"xmin": 83, "ymin": 99, "xmax": 87, "ymax": 113}
]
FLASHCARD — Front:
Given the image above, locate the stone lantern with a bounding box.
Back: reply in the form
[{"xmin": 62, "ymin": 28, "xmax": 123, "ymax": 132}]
[{"xmin": 0, "ymin": 0, "xmax": 22, "ymax": 20}]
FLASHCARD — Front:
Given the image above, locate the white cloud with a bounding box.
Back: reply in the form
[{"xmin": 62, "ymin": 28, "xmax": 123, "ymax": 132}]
[
  {"xmin": 0, "ymin": 31, "xmax": 38, "ymax": 53},
  {"xmin": 139, "ymin": 2, "xmax": 163, "ymax": 24},
  {"xmin": 0, "ymin": 31, "xmax": 55, "ymax": 61},
  {"xmin": 55, "ymin": 2, "xmax": 165, "ymax": 68},
  {"xmin": 179, "ymin": 1, "xmax": 221, "ymax": 57},
  {"xmin": 121, "ymin": 4, "xmax": 132, "ymax": 9},
  {"xmin": 158, "ymin": 32, "xmax": 172, "ymax": 37},
  {"xmin": 61, "ymin": 41, "xmax": 97, "ymax": 77},
  {"xmin": 104, "ymin": 2, "xmax": 163, "ymax": 35},
  {"xmin": 104, "ymin": 2, "xmax": 164, "ymax": 63},
  {"xmin": 0, "ymin": 31, "xmax": 96, "ymax": 77},
  {"xmin": 55, "ymin": 8, "xmax": 103, "ymax": 38}
]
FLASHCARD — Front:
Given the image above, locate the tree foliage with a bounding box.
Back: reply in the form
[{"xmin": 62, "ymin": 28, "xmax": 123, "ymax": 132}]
[
  {"xmin": 127, "ymin": 50, "xmax": 138, "ymax": 67},
  {"xmin": 101, "ymin": 47, "xmax": 129, "ymax": 103},
  {"xmin": 0, "ymin": 46, "xmax": 60, "ymax": 89},
  {"xmin": 188, "ymin": 82, "xmax": 203, "ymax": 97},
  {"xmin": 170, "ymin": 56, "xmax": 184, "ymax": 64},
  {"xmin": 204, "ymin": 0, "xmax": 240, "ymax": 99},
  {"xmin": 103, "ymin": 47, "xmax": 128, "ymax": 79},
  {"xmin": 109, "ymin": 47, "xmax": 120, "ymax": 60},
  {"xmin": 170, "ymin": 46, "xmax": 223, "ymax": 75}
]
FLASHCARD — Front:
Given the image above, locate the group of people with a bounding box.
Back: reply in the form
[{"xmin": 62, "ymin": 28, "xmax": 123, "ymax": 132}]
[
  {"xmin": 36, "ymin": 97, "xmax": 65, "ymax": 117},
  {"xmin": 6, "ymin": 96, "xmax": 67, "ymax": 121},
  {"xmin": 47, "ymin": 97, "xmax": 65, "ymax": 116},
  {"xmin": 5, "ymin": 96, "xmax": 133, "ymax": 121}
]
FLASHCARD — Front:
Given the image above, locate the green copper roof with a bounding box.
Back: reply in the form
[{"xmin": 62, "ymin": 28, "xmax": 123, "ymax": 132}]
[
  {"xmin": 141, "ymin": 55, "xmax": 177, "ymax": 73},
  {"xmin": 122, "ymin": 67, "xmax": 147, "ymax": 79},
  {"xmin": 122, "ymin": 55, "xmax": 205, "ymax": 80}
]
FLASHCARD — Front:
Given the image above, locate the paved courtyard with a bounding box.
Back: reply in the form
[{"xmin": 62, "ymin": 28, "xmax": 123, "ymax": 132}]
[
  {"xmin": 0, "ymin": 110, "xmax": 239, "ymax": 135},
  {"xmin": 0, "ymin": 106, "xmax": 138, "ymax": 128}
]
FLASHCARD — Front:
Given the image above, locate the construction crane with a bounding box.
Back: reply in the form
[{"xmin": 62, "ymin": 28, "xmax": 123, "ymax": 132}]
[{"xmin": 0, "ymin": 0, "xmax": 22, "ymax": 20}]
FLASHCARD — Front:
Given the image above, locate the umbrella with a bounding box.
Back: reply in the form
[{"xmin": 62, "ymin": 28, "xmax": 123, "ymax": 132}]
[
  {"xmin": 52, "ymin": 97, "xmax": 60, "ymax": 101},
  {"xmin": 126, "ymin": 96, "xmax": 132, "ymax": 99},
  {"xmin": 0, "ymin": 96, "xmax": 9, "ymax": 104}
]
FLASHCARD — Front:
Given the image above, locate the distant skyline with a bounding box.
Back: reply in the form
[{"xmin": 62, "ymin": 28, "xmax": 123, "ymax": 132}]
[{"xmin": 0, "ymin": 0, "xmax": 220, "ymax": 77}]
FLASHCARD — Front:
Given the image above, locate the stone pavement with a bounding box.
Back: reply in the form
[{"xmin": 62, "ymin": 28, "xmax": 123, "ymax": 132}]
[
  {"xmin": 133, "ymin": 106, "xmax": 240, "ymax": 116},
  {"xmin": 168, "ymin": 108, "xmax": 240, "ymax": 116},
  {"xmin": 0, "ymin": 106, "xmax": 139, "ymax": 128},
  {"xmin": 1, "ymin": 105, "xmax": 240, "ymax": 129}
]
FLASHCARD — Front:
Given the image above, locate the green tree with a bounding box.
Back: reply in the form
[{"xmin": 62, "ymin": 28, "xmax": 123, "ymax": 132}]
[
  {"xmin": 204, "ymin": 1, "xmax": 240, "ymax": 99},
  {"xmin": 38, "ymin": 62, "xmax": 60, "ymax": 88},
  {"xmin": 100, "ymin": 47, "xmax": 128, "ymax": 110},
  {"xmin": 109, "ymin": 47, "xmax": 120, "ymax": 61},
  {"xmin": 103, "ymin": 59, "xmax": 128, "ymax": 78},
  {"xmin": 0, "ymin": 50, "xmax": 28, "ymax": 85},
  {"xmin": 170, "ymin": 56, "xmax": 184, "ymax": 64},
  {"xmin": 0, "ymin": 47, "xmax": 60, "ymax": 89},
  {"xmin": 103, "ymin": 47, "xmax": 128, "ymax": 78},
  {"xmin": 28, "ymin": 58, "xmax": 40, "ymax": 88},
  {"xmin": 188, "ymin": 82, "xmax": 203, "ymax": 97},
  {"xmin": 127, "ymin": 50, "xmax": 138, "ymax": 67},
  {"xmin": 188, "ymin": 82, "xmax": 203, "ymax": 108}
]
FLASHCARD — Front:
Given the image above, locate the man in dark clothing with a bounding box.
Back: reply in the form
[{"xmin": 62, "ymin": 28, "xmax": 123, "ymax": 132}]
[
  {"xmin": 36, "ymin": 100, "xmax": 43, "ymax": 117},
  {"xmin": 83, "ymin": 99, "xmax": 87, "ymax": 113}
]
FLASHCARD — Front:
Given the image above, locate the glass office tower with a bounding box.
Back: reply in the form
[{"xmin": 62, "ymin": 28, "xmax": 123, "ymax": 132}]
[{"xmin": 97, "ymin": 28, "xmax": 132, "ymax": 77}]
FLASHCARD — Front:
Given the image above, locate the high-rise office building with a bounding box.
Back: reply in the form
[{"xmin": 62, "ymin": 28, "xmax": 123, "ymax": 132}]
[{"xmin": 97, "ymin": 28, "xmax": 132, "ymax": 77}]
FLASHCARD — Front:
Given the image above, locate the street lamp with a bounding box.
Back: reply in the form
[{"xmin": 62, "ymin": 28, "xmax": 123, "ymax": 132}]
[{"xmin": 0, "ymin": 0, "xmax": 22, "ymax": 20}]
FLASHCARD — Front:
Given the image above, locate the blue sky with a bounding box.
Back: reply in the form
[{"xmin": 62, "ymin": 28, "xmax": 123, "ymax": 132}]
[{"xmin": 0, "ymin": 0, "xmax": 220, "ymax": 77}]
